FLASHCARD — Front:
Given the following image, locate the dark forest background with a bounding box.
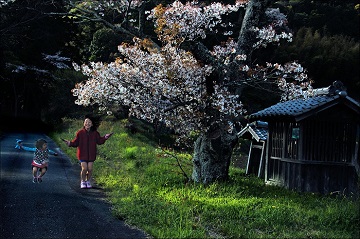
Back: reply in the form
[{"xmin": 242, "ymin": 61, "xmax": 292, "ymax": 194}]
[{"xmin": 0, "ymin": 0, "xmax": 359, "ymax": 132}]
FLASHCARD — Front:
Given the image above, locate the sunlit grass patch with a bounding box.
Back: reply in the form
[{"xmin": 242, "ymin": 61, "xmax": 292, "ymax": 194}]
[{"xmin": 124, "ymin": 146, "xmax": 138, "ymax": 159}]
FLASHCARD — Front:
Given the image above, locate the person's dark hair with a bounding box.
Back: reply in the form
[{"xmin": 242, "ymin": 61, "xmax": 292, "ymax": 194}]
[
  {"xmin": 35, "ymin": 139, "xmax": 47, "ymax": 150},
  {"xmin": 85, "ymin": 114, "xmax": 101, "ymax": 131}
]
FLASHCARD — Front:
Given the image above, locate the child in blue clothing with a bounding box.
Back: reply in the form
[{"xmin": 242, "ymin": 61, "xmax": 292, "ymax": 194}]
[{"xmin": 15, "ymin": 139, "xmax": 58, "ymax": 156}]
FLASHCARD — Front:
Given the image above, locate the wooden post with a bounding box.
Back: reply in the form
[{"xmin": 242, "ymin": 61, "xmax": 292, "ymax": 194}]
[
  {"xmin": 246, "ymin": 141, "xmax": 253, "ymax": 175},
  {"xmin": 258, "ymin": 140, "xmax": 265, "ymax": 177}
]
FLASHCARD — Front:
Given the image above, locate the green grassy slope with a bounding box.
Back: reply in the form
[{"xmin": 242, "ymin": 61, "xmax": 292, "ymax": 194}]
[{"xmin": 51, "ymin": 117, "xmax": 360, "ymax": 239}]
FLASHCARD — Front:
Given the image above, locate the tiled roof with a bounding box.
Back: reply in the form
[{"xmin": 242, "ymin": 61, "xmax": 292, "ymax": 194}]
[
  {"xmin": 238, "ymin": 121, "xmax": 268, "ymax": 141},
  {"xmin": 248, "ymin": 94, "xmax": 359, "ymax": 122},
  {"xmin": 252, "ymin": 127, "xmax": 268, "ymax": 141}
]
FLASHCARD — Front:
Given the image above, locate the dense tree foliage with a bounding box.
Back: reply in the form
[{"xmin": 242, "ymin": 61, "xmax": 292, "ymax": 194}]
[
  {"xmin": 274, "ymin": 27, "xmax": 359, "ymax": 100},
  {"xmin": 0, "ymin": 0, "xmax": 76, "ymax": 126},
  {"xmin": 282, "ymin": 0, "xmax": 359, "ymax": 40},
  {"xmin": 272, "ymin": 0, "xmax": 360, "ymax": 100}
]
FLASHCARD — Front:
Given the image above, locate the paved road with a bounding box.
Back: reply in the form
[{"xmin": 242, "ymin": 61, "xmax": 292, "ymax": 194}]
[{"xmin": 0, "ymin": 132, "xmax": 150, "ymax": 239}]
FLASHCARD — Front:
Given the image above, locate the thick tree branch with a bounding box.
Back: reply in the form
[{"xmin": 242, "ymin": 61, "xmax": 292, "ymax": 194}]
[{"xmin": 236, "ymin": 0, "xmax": 270, "ymax": 60}]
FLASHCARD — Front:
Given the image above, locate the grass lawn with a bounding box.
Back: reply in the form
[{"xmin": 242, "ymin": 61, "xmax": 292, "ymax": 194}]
[{"xmin": 51, "ymin": 117, "xmax": 360, "ymax": 239}]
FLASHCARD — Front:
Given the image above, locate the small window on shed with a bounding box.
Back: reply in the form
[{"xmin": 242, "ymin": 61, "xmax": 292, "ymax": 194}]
[{"xmin": 291, "ymin": 127, "xmax": 299, "ymax": 139}]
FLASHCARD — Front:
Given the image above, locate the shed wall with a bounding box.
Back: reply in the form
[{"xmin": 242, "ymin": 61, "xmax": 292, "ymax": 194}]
[
  {"xmin": 266, "ymin": 158, "xmax": 358, "ymax": 196},
  {"xmin": 265, "ymin": 110, "xmax": 359, "ymax": 196}
]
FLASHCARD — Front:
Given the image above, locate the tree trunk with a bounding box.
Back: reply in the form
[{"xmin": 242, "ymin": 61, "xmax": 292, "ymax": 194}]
[{"xmin": 192, "ymin": 127, "xmax": 238, "ymax": 184}]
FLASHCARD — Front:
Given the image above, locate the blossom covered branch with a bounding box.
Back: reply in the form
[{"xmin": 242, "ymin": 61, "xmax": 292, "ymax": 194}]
[{"xmin": 71, "ymin": 0, "xmax": 311, "ymax": 143}]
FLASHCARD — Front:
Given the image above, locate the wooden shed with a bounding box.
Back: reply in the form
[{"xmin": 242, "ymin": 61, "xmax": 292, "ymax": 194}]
[
  {"xmin": 247, "ymin": 84, "xmax": 360, "ymax": 196},
  {"xmin": 237, "ymin": 121, "xmax": 268, "ymax": 178}
]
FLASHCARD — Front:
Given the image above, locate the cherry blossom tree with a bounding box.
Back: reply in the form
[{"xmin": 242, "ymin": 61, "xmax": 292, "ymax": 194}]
[{"xmin": 69, "ymin": 0, "xmax": 311, "ymax": 184}]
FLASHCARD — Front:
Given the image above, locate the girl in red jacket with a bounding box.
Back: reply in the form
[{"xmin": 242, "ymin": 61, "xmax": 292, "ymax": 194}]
[{"xmin": 64, "ymin": 116, "xmax": 113, "ymax": 189}]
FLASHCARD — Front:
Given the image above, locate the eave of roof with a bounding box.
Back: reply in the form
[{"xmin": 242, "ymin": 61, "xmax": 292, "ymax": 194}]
[{"xmin": 247, "ymin": 93, "xmax": 359, "ymax": 122}]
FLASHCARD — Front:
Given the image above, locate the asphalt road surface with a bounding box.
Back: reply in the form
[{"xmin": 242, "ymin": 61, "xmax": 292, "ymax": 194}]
[{"xmin": 0, "ymin": 132, "xmax": 150, "ymax": 239}]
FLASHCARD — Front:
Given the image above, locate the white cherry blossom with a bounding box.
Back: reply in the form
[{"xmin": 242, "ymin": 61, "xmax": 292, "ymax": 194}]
[{"xmin": 72, "ymin": 0, "xmax": 311, "ymax": 144}]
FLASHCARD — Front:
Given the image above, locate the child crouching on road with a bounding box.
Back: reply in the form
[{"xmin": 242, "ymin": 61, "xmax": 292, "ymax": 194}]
[{"xmin": 31, "ymin": 139, "xmax": 51, "ymax": 183}]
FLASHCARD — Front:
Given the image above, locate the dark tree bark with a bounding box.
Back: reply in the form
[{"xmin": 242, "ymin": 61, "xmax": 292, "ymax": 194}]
[{"xmin": 192, "ymin": 126, "xmax": 238, "ymax": 184}]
